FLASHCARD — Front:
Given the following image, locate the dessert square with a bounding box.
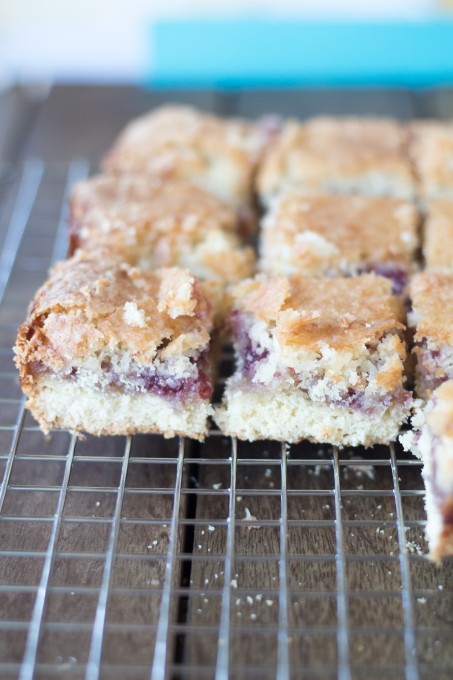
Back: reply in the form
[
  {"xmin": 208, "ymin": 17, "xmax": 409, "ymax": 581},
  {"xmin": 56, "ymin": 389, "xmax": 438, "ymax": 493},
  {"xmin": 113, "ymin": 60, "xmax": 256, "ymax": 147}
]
[
  {"xmin": 257, "ymin": 116, "xmax": 415, "ymax": 204},
  {"xmin": 408, "ymin": 272, "xmax": 453, "ymax": 399},
  {"xmin": 410, "ymin": 120, "xmax": 453, "ymax": 200},
  {"xmin": 215, "ymin": 274, "xmax": 411, "ymax": 447},
  {"xmin": 69, "ymin": 174, "xmax": 254, "ymax": 284},
  {"xmin": 102, "ymin": 104, "xmax": 271, "ymax": 222},
  {"xmin": 259, "ymin": 191, "xmax": 418, "ymax": 293},
  {"xmin": 14, "ymin": 252, "xmax": 220, "ymax": 440},
  {"xmin": 400, "ymin": 380, "xmax": 453, "ymax": 561},
  {"xmin": 423, "ymin": 199, "xmax": 453, "ymax": 272}
]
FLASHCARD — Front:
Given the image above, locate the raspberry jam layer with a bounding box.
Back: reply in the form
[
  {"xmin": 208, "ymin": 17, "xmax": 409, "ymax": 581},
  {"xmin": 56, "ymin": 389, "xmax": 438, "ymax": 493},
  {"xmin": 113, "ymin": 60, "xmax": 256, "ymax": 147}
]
[
  {"xmin": 333, "ymin": 385, "xmax": 410, "ymax": 416},
  {"xmin": 232, "ymin": 311, "xmax": 411, "ymax": 416},
  {"xmin": 230, "ymin": 310, "xmax": 269, "ymax": 378},
  {"xmin": 30, "ymin": 352, "xmax": 212, "ymax": 403},
  {"xmin": 103, "ymin": 351, "xmax": 212, "ymax": 402}
]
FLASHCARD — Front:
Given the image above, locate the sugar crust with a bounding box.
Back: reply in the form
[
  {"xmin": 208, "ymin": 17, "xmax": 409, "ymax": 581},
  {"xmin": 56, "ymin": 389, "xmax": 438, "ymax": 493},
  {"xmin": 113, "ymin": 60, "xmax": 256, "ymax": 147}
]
[
  {"xmin": 228, "ymin": 273, "xmax": 405, "ymax": 354},
  {"xmin": 424, "ymin": 199, "xmax": 453, "ymax": 272},
  {"xmin": 257, "ymin": 116, "xmax": 415, "ymax": 202},
  {"xmin": 410, "ymin": 120, "xmax": 453, "ymax": 200},
  {"xmin": 70, "ymin": 173, "xmax": 237, "ymax": 240},
  {"xmin": 103, "ymin": 105, "xmax": 269, "ymax": 210},
  {"xmin": 70, "ymin": 174, "xmax": 254, "ymax": 284},
  {"xmin": 259, "ymin": 191, "xmax": 418, "ymax": 276},
  {"xmin": 409, "ymin": 272, "xmax": 453, "ymax": 346}
]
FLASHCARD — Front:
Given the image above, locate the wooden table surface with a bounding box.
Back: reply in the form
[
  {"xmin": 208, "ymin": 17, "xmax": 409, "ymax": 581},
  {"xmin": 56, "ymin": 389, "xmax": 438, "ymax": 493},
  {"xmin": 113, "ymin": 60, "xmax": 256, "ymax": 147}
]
[{"xmin": 0, "ymin": 84, "xmax": 453, "ymax": 680}]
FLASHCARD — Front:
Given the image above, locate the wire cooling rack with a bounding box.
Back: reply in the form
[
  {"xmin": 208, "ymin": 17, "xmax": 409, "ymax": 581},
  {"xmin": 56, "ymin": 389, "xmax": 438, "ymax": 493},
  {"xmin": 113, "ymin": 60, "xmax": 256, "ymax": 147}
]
[{"xmin": 0, "ymin": 161, "xmax": 452, "ymax": 680}]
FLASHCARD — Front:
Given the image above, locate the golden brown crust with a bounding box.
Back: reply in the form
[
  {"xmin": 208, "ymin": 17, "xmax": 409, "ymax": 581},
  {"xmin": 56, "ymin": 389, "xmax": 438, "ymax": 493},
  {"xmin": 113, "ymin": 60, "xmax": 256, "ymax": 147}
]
[
  {"xmin": 229, "ymin": 276, "xmax": 291, "ymax": 323},
  {"xmin": 229, "ymin": 273, "xmax": 405, "ymax": 353},
  {"xmin": 410, "ymin": 120, "xmax": 453, "ymax": 200},
  {"xmin": 424, "ymin": 199, "xmax": 453, "ymax": 271},
  {"xmin": 102, "ymin": 105, "xmax": 269, "ymax": 210},
  {"xmin": 14, "ymin": 251, "xmax": 217, "ymax": 387},
  {"xmin": 409, "ymin": 272, "xmax": 453, "ymax": 345},
  {"xmin": 257, "ymin": 116, "xmax": 414, "ymax": 200},
  {"xmin": 70, "ymin": 173, "xmax": 237, "ymax": 248},
  {"xmin": 69, "ymin": 174, "xmax": 254, "ymax": 283},
  {"xmin": 259, "ymin": 191, "xmax": 418, "ymax": 274}
]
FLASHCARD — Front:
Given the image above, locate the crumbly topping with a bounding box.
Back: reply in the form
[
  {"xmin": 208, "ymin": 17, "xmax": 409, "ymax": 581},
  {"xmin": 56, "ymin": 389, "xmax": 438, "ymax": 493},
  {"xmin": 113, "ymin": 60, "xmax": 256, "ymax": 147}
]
[
  {"xmin": 259, "ymin": 191, "xmax": 418, "ymax": 275},
  {"xmin": 106, "ymin": 105, "xmax": 266, "ymax": 163},
  {"xmin": 69, "ymin": 174, "xmax": 254, "ymax": 284},
  {"xmin": 229, "ymin": 275, "xmax": 291, "ymax": 323},
  {"xmin": 70, "ymin": 173, "xmax": 237, "ymax": 244},
  {"xmin": 409, "ymin": 272, "xmax": 453, "ymax": 345},
  {"xmin": 123, "ymin": 301, "xmax": 147, "ymax": 328},
  {"xmin": 102, "ymin": 105, "xmax": 270, "ymax": 208},
  {"xmin": 424, "ymin": 199, "xmax": 453, "ymax": 271},
  {"xmin": 230, "ymin": 273, "xmax": 405, "ymax": 353},
  {"xmin": 257, "ymin": 116, "xmax": 414, "ymax": 199},
  {"xmin": 410, "ymin": 120, "xmax": 453, "ymax": 199},
  {"xmin": 14, "ymin": 251, "xmax": 216, "ymax": 382},
  {"xmin": 157, "ymin": 268, "xmax": 197, "ymax": 318}
]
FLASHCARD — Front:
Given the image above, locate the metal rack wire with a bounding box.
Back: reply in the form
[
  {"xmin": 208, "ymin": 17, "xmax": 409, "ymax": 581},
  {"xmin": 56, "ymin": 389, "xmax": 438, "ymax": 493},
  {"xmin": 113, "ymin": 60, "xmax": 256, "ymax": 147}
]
[{"xmin": 0, "ymin": 161, "xmax": 452, "ymax": 680}]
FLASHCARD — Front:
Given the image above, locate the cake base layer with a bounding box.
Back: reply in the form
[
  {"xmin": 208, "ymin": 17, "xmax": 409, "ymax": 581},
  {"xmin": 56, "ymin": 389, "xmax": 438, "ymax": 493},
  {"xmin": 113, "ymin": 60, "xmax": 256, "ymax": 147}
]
[
  {"xmin": 26, "ymin": 377, "xmax": 213, "ymax": 440},
  {"xmin": 215, "ymin": 387, "xmax": 407, "ymax": 447}
]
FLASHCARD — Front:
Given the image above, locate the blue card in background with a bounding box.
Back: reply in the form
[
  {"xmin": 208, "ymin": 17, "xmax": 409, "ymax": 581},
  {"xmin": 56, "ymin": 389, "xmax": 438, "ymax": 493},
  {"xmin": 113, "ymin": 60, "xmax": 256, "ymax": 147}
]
[{"xmin": 151, "ymin": 19, "xmax": 453, "ymax": 88}]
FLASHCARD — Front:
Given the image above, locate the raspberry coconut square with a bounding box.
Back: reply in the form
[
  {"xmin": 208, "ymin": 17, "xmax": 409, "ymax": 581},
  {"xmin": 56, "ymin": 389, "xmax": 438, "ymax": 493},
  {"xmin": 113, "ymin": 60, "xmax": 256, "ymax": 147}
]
[
  {"xmin": 69, "ymin": 173, "xmax": 254, "ymax": 285},
  {"xmin": 215, "ymin": 273, "xmax": 412, "ymax": 447},
  {"xmin": 257, "ymin": 116, "xmax": 415, "ymax": 205},
  {"xmin": 14, "ymin": 251, "xmax": 220, "ymax": 440},
  {"xmin": 258, "ymin": 191, "xmax": 418, "ymax": 294},
  {"xmin": 102, "ymin": 104, "xmax": 272, "ymax": 229}
]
